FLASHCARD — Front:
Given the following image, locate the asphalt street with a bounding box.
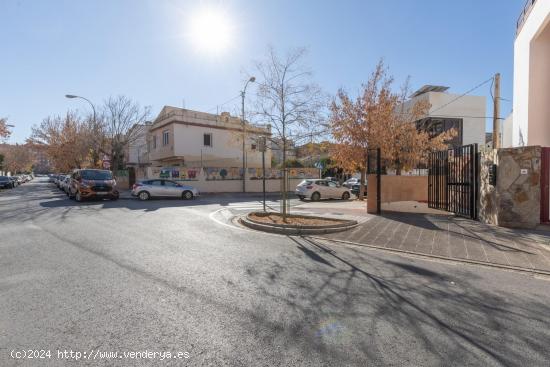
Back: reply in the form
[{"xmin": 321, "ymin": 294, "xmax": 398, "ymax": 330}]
[{"xmin": 1, "ymin": 178, "xmax": 550, "ymax": 366}]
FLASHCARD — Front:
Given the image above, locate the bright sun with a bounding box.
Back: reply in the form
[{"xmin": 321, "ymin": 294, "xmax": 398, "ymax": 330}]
[{"xmin": 188, "ymin": 7, "xmax": 233, "ymax": 54}]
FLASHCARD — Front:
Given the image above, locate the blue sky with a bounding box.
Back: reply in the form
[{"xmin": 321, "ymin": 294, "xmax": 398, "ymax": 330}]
[{"xmin": 1, "ymin": 0, "xmax": 523, "ymax": 143}]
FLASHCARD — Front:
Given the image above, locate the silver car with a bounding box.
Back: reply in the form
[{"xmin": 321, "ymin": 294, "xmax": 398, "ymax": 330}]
[
  {"xmin": 60, "ymin": 175, "xmax": 71, "ymax": 193},
  {"xmin": 295, "ymin": 179, "xmax": 352, "ymax": 201},
  {"xmin": 132, "ymin": 179, "xmax": 200, "ymax": 201}
]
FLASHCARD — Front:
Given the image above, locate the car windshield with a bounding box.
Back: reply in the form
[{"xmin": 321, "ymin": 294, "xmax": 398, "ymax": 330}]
[
  {"xmin": 299, "ymin": 180, "xmax": 313, "ymax": 185},
  {"xmin": 80, "ymin": 170, "xmax": 113, "ymax": 180}
]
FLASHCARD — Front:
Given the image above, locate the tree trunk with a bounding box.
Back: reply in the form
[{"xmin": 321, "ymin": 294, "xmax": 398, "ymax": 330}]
[{"xmin": 282, "ymin": 135, "xmax": 287, "ymax": 220}]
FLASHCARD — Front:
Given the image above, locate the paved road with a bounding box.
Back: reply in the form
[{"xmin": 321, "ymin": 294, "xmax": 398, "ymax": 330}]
[{"xmin": 1, "ymin": 178, "xmax": 550, "ymax": 366}]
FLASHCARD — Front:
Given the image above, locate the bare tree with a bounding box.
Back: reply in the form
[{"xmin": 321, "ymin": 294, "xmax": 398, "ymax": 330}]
[
  {"xmin": 0, "ymin": 117, "xmax": 11, "ymax": 140},
  {"xmin": 100, "ymin": 96, "xmax": 150, "ymax": 172},
  {"xmin": 253, "ymin": 47, "xmax": 325, "ymax": 217}
]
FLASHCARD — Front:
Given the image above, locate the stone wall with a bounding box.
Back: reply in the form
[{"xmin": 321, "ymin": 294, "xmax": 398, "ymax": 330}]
[{"xmin": 479, "ymin": 146, "xmax": 541, "ymax": 229}]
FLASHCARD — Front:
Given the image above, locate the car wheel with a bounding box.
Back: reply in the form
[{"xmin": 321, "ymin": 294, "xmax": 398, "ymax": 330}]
[
  {"xmin": 138, "ymin": 191, "xmax": 150, "ymax": 201},
  {"xmin": 75, "ymin": 191, "xmax": 82, "ymax": 202},
  {"xmin": 182, "ymin": 191, "xmax": 193, "ymax": 200},
  {"xmin": 298, "ymin": 196, "xmax": 305, "ymax": 201},
  {"xmin": 311, "ymin": 192, "xmax": 321, "ymax": 202},
  {"xmin": 342, "ymin": 192, "xmax": 350, "ymax": 200}
]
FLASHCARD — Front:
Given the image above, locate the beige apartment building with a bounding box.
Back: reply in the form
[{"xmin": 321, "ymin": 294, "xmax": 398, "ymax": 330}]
[{"xmin": 136, "ymin": 106, "xmax": 271, "ymax": 170}]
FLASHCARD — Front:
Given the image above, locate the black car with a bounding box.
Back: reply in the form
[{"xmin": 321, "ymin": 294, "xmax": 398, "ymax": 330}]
[
  {"xmin": 0, "ymin": 176, "xmax": 15, "ymax": 189},
  {"xmin": 351, "ymin": 183, "xmax": 367, "ymax": 198}
]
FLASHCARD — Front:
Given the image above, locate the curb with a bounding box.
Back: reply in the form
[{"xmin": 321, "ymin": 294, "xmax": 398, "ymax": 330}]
[
  {"xmin": 310, "ymin": 236, "xmax": 550, "ymax": 277},
  {"xmin": 239, "ymin": 216, "xmax": 358, "ymax": 235}
]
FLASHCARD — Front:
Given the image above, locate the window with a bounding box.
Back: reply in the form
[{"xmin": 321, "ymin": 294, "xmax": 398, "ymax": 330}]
[
  {"xmin": 204, "ymin": 133, "xmax": 213, "ymax": 147},
  {"xmin": 251, "ymin": 144, "xmax": 257, "ymax": 150},
  {"xmin": 328, "ymin": 181, "xmax": 338, "ymax": 188},
  {"xmin": 150, "ymin": 180, "xmax": 163, "ymax": 186},
  {"xmin": 163, "ymin": 130, "xmax": 169, "ymax": 146},
  {"xmin": 80, "ymin": 170, "xmax": 113, "ymax": 180},
  {"xmin": 152, "ymin": 135, "xmax": 157, "ymax": 149},
  {"xmin": 417, "ymin": 117, "xmax": 463, "ymax": 147},
  {"xmin": 164, "ymin": 181, "xmax": 178, "ymax": 187}
]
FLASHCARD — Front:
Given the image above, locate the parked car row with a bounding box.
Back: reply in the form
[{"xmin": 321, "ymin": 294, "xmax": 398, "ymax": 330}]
[
  {"xmin": 50, "ymin": 169, "xmax": 119, "ymax": 201},
  {"xmin": 0, "ymin": 173, "xmax": 34, "ymax": 189}
]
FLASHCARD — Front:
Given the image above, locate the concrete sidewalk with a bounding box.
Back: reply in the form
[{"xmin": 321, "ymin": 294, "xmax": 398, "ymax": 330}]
[{"xmin": 319, "ymin": 211, "xmax": 550, "ymax": 274}]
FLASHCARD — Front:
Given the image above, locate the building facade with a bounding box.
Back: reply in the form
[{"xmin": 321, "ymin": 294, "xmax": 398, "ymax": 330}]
[
  {"xmin": 407, "ymin": 85, "xmax": 486, "ymax": 147},
  {"xmin": 145, "ymin": 106, "xmax": 271, "ymax": 169},
  {"xmin": 513, "ymin": 0, "xmax": 550, "ymax": 147}
]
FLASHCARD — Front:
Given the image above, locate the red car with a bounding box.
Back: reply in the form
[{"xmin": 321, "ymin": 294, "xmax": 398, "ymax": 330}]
[{"xmin": 68, "ymin": 169, "xmax": 119, "ymax": 201}]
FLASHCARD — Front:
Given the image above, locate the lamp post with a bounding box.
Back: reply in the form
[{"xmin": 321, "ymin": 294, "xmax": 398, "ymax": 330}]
[
  {"xmin": 65, "ymin": 94, "xmax": 96, "ymax": 123},
  {"xmin": 241, "ymin": 76, "xmax": 255, "ymax": 193},
  {"xmin": 66, "ymin": 94, "xmax": 100, "ymax": 167}
]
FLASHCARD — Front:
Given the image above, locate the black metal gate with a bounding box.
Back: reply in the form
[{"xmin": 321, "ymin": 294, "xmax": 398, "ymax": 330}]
[{"xmin": 428, "ymin": 144, "xmax": 478, "ymax": 219}]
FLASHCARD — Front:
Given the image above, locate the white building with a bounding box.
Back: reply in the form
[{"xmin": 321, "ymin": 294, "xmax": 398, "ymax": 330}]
[
  {"xmin": 147, "ymin": 106, "xmax": 271, "ymax": 169},
  {"xmin": 407, "ymin": 85, "xmax": 486, "ymax": 147},
  {"xmin": 513, "ymin": 0, "xmax": 550, "ymax": 147}
]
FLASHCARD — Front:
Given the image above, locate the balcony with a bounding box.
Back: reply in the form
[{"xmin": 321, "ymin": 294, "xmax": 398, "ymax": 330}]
[{"xmin": 517, "ymin": 0, "xmax": 537, "ymax": 35}]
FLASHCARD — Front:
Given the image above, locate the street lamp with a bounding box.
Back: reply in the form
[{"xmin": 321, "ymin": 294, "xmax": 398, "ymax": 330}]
[
  {"xmin": 65, "ymin": 94, "xmax": 96, "ymax": 122},
  {"xmin": 241, "ymin": 76, "xmax": 255, "ymax": 193},
  {"xmin": 66, "ymin": 94, "xmax": 100, "ymax": 167}
]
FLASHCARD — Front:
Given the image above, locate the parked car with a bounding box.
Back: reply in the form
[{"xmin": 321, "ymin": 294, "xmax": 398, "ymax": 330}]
[
  {"xmin": 132, "ymin": 179, "xmax": 199, "ymax": 201},
  {"xmin": 351, "ymin": 183, "xmax": 368, "ymax": 198},
  {"xmin": 295, "ymin": 179, "xmax": 351, "ymax": 201},
  {"xmin": 68, "ymin": 169, "xmax": 119, "ymax": 201},
  {"xmin": 343, "ymin": 177, "xmax": 360, "ymax": 188},
  {"xmin": 0, "ymin": 176, "xmax": 15, "ymax": 189},
  {"xmin": 60, "ymin": 175, "xmax": 72, "ymax": 194},
  {"xmin": 9, "ymin": 177, "xmax": 20, "ymax": 187},
  {"xmin": 54, "ymin": 174, "xmax": 63, "ymax": 188}
]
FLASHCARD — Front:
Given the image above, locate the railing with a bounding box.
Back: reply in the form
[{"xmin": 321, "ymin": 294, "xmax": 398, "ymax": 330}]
[
  {"xmin": 153, "ymin": 109, "xmax": 270, "ymax": 133},
  {"xmin": 517, "ymin": 0, "xmax": 537, "ymax": 35}
]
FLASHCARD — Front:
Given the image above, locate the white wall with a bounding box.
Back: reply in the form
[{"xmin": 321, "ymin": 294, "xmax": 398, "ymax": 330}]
[
  {"xmin": 502, "ymin": 114, "xmax": 513, "ymax": 148},
  {"xmin": 427, "ymin": 92, "xmax": 486, "ymax": 146},
  {"xmin": 172, "ymin": 124, "xmax": 271, "ymax": 168},
  {"xmin": 514, "ymin": 0, "xmax": 550, "ymax": 147}
]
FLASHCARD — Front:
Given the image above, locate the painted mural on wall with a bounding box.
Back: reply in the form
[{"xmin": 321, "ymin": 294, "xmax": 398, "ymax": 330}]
[
  {"xmin": 205, "ymin": 167, "xmax": 243, "ymax": 180},
  {"xmin": 147, "ymin": 166, "xmax": 319, "ymax": 181},
  {"xmin": 150, "ymin": 167, "xmax": 200, "ymax": 181},
  {"xmin": 248, "ymin": 167, "xmax": 320, "ymax": 180}
]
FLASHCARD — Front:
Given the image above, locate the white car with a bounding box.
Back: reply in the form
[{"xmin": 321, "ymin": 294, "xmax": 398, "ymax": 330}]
[
  {"xmin": 295, "ymin": 179, "xmax": 352, "ymax": 201},
  {"xmin": 343, "ymin": 177, "xmax": 360, "ymax": 188},
  {"xmin": 132, "ymin": 179, "xmax": 200, "ymax": 200}
]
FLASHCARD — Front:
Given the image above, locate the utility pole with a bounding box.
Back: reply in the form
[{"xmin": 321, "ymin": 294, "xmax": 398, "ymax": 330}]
[
  {"xmin": 241, "ymin": 90, "xmax": 246, "ymax": 193},
  {"xmin": 492, "ymin": 73, "xmax": 501, "ymax": 150},
  {"xmin": 241, "ymin": 77, "xmax": 256, "ymax": 193}
]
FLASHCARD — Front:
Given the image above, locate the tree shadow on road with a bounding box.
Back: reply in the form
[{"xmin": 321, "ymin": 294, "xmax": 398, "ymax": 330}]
[{"xmin": 239, "ymin": 235, "xmax": 550, "ymax": 366}]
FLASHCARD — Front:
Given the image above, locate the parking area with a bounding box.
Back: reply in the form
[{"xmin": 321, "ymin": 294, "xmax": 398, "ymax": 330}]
[{"xmin": 320, "ymin": 211, "xmax": 550, "ymax": 274}]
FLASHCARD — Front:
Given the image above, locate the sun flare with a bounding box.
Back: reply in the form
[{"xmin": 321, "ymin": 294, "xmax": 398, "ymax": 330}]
[{"xmin": 188, "ymin": 7, "xmax": 233, "ymax": 54}]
